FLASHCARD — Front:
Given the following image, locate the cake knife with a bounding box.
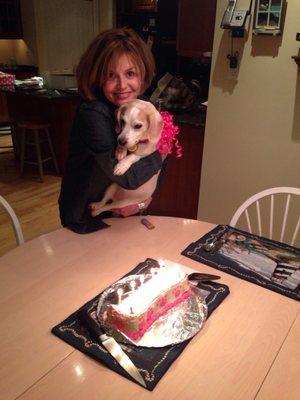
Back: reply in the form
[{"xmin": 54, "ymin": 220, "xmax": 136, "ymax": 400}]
[{"xmin": 78, "ymin": 310, "xmax": 146, "ymax": 388}]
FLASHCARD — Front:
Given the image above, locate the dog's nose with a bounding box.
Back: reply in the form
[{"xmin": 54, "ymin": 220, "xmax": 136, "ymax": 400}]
[{"xmin": 118, "ymin": 137, "xmax": 127, "ymax": 146}]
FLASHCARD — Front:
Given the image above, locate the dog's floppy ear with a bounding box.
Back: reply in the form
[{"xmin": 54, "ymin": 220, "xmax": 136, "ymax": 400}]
[
  {"xmin": 146, "ymin": 106, "xmax": 163, "ymax": 141},
  {"xmin": 115, "ymin": 104, "xmax": 127, "ymax": 134}
]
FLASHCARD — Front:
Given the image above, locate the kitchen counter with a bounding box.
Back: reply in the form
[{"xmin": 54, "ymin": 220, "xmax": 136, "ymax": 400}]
[{"xmin": 2, "ymin": 87, "xmax": 206, "ymax": 174}]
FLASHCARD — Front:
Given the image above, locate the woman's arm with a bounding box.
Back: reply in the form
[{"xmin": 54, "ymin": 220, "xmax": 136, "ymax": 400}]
[{"xmin": 78, "ymin": 105, "xmax": 163, "ymax": 190}]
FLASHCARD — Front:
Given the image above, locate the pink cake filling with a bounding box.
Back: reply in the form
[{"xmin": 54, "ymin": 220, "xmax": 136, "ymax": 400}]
[{"xmin": 108, "ymin": 288, "xmax": 192, "ymax": 340}]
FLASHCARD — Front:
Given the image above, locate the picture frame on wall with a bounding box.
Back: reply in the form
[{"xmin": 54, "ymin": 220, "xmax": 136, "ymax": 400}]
[{"xmin": 253, "ymin": 0, "xmax": 285, "ymax": 35}]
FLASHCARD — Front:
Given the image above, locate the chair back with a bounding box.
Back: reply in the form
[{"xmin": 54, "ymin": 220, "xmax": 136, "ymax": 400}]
[
  {"xmin": 230, "ymin": 187, "xmax": 300, "ymax": 246},
  {"xmin": 0, "ymin": 195, "xmax": 24, "ymax": 245}
]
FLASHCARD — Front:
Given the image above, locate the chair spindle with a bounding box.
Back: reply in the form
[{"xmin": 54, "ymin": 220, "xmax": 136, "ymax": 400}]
[
  {"xmin": 256, "ymin": 200, "xmax": 262, "ymax": 236},
  {"xmin": 270, "ymin": 195, "xmax": 274, "ymax": 240},
  {"xmin": 280, "ymin": 194, "xmax": 290, "ymax": 242},
  {"xmin": 245, "ymin": 209, "xmax": 252, "ymax": 233}
]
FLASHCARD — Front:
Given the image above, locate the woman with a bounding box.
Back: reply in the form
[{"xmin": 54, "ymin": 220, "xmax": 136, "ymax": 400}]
[{"xmin": 59, "ymin": 27, "xmax": 164, "ymax": 234}]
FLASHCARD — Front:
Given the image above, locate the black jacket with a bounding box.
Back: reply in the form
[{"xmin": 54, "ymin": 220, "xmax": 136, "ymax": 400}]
[{"xmin": 58, "ymin": 96, "xmax": 163, "ymax": 233}]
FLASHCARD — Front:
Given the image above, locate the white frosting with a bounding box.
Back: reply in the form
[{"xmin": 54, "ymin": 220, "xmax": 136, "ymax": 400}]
[{"xmin": 112, "ymin": 266, "xmax": 186, "ymax": 316}]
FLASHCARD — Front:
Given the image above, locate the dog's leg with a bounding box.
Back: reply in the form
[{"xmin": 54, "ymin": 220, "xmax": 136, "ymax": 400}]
[
  {"xmin": 115, "ymin": 146, "xmax": 127, "ymax": 161},
  {"xmin": 89, "ymin": 183, "xmax": 118, "ymax": 216},
  {"xmin": 114, "ymin": 153, "xmax": 141, "ymax": 176}
]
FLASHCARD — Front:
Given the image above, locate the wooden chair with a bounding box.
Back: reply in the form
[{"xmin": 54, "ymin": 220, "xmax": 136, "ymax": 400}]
[
  {"xmin": 0, "ymin": 125, "xmax": 13, "ymax": 153},
  {"xmin": 0, "ymin": 195, "xmax": 24, "ymax": 245},
  {"xmin": 230, "ymin": 187, "xmax": 300, "ymax": 246}
]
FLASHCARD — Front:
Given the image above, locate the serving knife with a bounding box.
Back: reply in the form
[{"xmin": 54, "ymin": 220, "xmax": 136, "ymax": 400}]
[
  {"xmin": 78, "ymin": 310, "xmax": 146, "ymax": 388},
  {"xmin": 203, "ymin": 227, "xmax": 227, "ymax": 252}
]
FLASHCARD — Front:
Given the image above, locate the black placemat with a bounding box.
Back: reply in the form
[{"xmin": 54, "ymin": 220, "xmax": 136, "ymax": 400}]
[
  {"xmin": 51, "ymin": 258, "xmax": 230, "ymax": 391},
  {"xmin": 182, "ymin": 225, "xmax": 300, "ymax": 301}
]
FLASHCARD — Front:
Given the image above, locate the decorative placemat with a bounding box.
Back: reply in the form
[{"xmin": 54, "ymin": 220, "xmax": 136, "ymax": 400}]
[
  {"xmin": 182, "ymin": 225, "xmax": 300, "ymax": 301},
  {"xmin": 52, "ymin": 258, "xmax": 230, "ymax": 391}
]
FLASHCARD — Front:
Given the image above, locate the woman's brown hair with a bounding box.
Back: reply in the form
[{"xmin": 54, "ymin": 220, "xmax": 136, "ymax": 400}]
[{"xmin": 76, "ymin": 27, "xmax": 156, "ymax": 101}]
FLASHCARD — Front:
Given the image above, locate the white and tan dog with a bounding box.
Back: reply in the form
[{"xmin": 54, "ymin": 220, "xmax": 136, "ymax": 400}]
[{"xmin": 89, "ymin": 99, "xmax": 163, "ymax": 216}]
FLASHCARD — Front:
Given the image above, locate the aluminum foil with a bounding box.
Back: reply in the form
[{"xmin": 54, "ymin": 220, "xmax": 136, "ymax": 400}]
[{"xmin": 96, "ymin": 273, "xmax": 208, "ymax": 348}]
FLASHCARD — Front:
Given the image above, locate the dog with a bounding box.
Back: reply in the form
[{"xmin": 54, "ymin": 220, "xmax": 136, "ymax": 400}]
[{"xmin": 89, "ymin": 99, "xmax": 163, "ymax": 216}]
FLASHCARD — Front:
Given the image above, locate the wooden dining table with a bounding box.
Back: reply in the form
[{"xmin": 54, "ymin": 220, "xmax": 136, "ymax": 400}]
[{"xmin": 0, "ymin": 216, "xmax": 299, "ymax": 400}]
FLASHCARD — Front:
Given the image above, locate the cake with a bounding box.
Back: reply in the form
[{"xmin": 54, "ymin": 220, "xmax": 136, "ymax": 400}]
[{"xmin": 105, "ymin": 266, "xmax": 192, "ymax": 340}]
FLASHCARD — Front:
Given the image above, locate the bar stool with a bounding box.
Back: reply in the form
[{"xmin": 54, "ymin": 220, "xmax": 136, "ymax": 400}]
[{"xmin": 18, "ymin": 121, "xmax": 59, "ymax": 182}]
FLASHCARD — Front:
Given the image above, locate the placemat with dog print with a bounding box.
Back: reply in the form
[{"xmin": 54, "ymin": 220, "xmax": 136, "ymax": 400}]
[
  {"xmin": 182, "ymin": 225, "xmax": 300, "ymax": 301},
  {"xmin": 51, "ymin": 258, "xmax": 230, "ymax": 391}
]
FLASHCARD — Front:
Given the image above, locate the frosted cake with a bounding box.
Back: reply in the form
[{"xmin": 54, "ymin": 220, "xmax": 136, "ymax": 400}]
[{"xmin": 105, "ymin": 266, "xmax": 192, "ymax": 340}]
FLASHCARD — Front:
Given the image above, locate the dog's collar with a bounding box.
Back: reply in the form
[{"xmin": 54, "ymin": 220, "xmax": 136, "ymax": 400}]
[{"xmin": 128, "ymin": 139, "xmax": 149, "ymax": 153}]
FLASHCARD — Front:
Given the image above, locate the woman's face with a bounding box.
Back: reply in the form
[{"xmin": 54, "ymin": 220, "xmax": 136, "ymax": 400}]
[{"xmin": 102, "ymin": 52, "xmax": 142, "ymax": 107}]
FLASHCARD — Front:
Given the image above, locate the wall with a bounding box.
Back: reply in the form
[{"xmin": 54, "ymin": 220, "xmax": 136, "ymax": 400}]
[
  {"xmin": 99, "ymin": 0, "xmax": 115, "ymax": 31},
  {"xmin": 198, "ymin": 0, "xmax": 300, "ymax": 244},
  {"xmin": 0, "ymin": 0, "xmax": 37, "ymax": 66},
  {"xmin": 34, "ymin": 0, "xmax": 97, "ymax": 88}
]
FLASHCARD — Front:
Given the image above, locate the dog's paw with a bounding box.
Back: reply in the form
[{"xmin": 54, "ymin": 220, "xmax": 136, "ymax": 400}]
[
  {"xmin": 115, "ymin": 147, "xmax": 127, "ymax": 161},
  {"xmin": 88, "ymin": 202, "xmax": 103, "ymax": 217},
  {"xmin": 114, "ymin": 160, "xmax": 131, "ymax": 175}
]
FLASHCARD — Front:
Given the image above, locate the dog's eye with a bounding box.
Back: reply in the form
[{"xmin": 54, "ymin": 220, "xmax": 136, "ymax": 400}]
[{"xmin": 134, "ymin": 124, "xmax": 142, "ymax": 130}]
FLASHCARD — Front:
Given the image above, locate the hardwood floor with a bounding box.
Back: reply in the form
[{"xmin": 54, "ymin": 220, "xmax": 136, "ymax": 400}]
[{"xmin": 0, "ymin": 135, "xmax": 61, "ymax": 256}]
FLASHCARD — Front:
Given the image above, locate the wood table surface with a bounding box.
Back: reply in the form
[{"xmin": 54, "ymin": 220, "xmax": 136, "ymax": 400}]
[{"xmin": 0, "ymin": 216, "xmax": 299, "ymax": 400}]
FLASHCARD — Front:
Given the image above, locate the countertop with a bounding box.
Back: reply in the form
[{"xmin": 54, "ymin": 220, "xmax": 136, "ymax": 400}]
[
  {"xmin": 0, "ymin": 85, "xmax": 79, "ymax": 100},
  {"xmin": 0, "ymin": 65, "xmax": 38, "ymax": 73},
  {"xmin": 0, "ymin": 86, "xmax": 206, "ymax": 126}
]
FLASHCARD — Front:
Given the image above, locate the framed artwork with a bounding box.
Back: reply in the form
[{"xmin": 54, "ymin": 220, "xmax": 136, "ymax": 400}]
[{"xmin": 253, "ymin": 0, "xmax": 285, "ymax": 35}]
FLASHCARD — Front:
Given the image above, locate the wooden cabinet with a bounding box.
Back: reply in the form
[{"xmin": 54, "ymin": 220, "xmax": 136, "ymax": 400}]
[
  {"xmin": 117, "ymin": 0, "xmax": 157, "ymax": 13},
  {"xmin": 148, "ymin": 123, "xmax": 204, "ymax": 219},
  {"xmin": 177, "ymin": 0, "xmax": 217, "ymax": 57},
  {"xmin": 0, "ymin": 0, "xmax": 22, "ymax": 39},
  {"xmin": 132, "ymin": 0, "xmax": 157, "ymax": 12}
]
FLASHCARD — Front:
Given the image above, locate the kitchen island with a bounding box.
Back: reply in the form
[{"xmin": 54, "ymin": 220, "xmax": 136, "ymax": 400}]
[
  {"xmin": 2, "ymin": 87, "xmax": 80, "ymax": 173},
  {"xmin": 148, "ymin": 107, "xmax": 206, "ymax": 219}
]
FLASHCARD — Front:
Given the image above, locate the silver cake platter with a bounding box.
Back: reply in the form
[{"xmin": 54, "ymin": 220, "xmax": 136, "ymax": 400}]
[{"xmin": 96, "ymin": 273, "xmax": 208, "ymax": 348}]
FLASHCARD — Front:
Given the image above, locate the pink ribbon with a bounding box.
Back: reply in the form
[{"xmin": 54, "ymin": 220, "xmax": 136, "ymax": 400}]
[{"xmin": 156, "ymin": 111, "xmax": 183, "ymax": 158}]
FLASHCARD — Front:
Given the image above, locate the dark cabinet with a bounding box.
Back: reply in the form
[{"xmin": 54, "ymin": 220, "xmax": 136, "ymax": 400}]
[
  {"xmin": 177, "ymin": 0, "xmax": 217, "ymax": 57},
  {"xmin": 0, "ymin": 0, "xmax": 22, "ymax": 39},
  {"xmin": 148, "ymin": 123, "xmax": 205, "ymax": 219},
  {"xmin": 116, "ymin": 0, "xmax": 216, "ymax": 75}
]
